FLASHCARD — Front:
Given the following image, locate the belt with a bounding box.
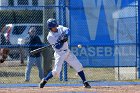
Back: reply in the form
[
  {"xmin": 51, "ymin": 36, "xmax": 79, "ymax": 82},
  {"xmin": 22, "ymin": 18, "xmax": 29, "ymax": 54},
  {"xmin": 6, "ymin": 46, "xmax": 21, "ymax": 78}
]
[
  {"xmin": 63, "ymin": 49, "xmax": 67, "ymax": 51},
  {"xmin": 58, "ymin": 49, "xmax": 67, "ymax": 52}
]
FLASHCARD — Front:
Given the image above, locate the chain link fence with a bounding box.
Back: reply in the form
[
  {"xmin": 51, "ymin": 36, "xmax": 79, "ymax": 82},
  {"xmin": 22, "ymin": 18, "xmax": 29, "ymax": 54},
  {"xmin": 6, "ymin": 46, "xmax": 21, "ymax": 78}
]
[
  {"xmin": 69, "ymin": 0, "xmax": 138, "ymax": 82},
  {"xmin": 0, "ymin": 0, "xmax": 138, "ymax": 85}
]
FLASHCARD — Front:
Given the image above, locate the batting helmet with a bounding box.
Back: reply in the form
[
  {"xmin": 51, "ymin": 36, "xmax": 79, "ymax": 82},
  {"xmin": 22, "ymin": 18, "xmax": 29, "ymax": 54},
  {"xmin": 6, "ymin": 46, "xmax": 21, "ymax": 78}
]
[{"xmin": 47, "ymin": 18, "xmax": 58, "ymax": 29}]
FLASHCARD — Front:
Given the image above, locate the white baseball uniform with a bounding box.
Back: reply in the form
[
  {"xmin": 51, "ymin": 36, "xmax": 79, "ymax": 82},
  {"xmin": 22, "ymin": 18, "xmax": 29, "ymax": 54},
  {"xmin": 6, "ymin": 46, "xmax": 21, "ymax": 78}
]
[{"xmin": 47, "ymin": 25, "xmax": 83, "ymax": 76}]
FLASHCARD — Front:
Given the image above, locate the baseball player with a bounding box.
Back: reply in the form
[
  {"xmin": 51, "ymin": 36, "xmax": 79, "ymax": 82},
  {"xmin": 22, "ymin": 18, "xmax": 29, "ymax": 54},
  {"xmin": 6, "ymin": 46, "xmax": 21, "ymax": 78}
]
[{"xmin": 39, "ymin": 18, "xmax": 91, "ymax": 88}]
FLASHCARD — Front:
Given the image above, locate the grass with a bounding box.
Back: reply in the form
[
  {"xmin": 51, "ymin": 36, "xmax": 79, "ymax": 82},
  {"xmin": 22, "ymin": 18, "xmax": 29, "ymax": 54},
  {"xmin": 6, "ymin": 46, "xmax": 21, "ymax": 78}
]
[
  {"xmin": 0, "ymin": 65, "xmax": 115, "ymax": 84},
  {"xmin": 67, "ymin": 67, "xmax": 115, "ymax": 83}
]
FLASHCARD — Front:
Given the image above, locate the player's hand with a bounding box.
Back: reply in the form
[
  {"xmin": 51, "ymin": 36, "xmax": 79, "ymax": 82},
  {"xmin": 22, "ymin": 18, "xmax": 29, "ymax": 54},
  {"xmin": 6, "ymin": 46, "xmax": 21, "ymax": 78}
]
[
  {"xmin": 57, "ymin": 33, "xmax": 68, "ymax": 43},
  {"xmin": 61, "ymin": 34, "xmax": 68, "ymax": 43}
]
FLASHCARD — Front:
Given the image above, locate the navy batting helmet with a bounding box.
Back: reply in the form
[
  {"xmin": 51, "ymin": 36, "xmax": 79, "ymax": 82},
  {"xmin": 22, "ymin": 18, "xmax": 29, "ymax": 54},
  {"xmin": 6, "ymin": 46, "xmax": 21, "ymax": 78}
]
[{"xmin": 47, "ymin": 18, "xmax": 58, "ymax": 29}]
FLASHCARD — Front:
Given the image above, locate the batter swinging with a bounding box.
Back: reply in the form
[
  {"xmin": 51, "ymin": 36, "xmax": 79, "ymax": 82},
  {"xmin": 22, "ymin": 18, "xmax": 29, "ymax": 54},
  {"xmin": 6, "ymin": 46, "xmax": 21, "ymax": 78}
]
[{"xmin": 39, "ymin": 18, "xmax": 91, "ymax": 88}]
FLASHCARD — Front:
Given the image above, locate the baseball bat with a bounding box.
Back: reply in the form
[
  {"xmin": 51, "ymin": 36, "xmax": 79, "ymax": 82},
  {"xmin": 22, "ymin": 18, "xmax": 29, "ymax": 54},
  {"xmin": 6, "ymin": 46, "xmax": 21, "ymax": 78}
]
[
  {"xmin": 30, "ymin": 44, "xmax": 51, "ymax": 55},
  {"xmin": 30, "ymin": 31, "xmax": 67, "ymax": 55},
  {"xmin": 30, "ymin": 42, "xmax": 59, "ymax": 55}
]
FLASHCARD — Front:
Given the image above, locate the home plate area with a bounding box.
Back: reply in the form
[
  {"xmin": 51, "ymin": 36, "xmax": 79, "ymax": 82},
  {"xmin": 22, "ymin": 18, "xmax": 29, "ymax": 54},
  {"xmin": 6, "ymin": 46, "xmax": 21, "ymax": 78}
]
[{"xmin": 1, "ymin": 82, "xmax": 140, "ymax": 93}]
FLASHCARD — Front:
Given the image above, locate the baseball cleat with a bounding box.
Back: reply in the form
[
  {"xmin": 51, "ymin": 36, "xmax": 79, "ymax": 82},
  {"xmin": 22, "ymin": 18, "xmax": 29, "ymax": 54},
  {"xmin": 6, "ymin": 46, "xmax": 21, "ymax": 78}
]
[
  {"xmin": 39, "ymin": 79, "xmax": 47, "ymax": 88},
  {"xmin": 24, "ymin": 80, "xmax": 29, "ymax": 82},
  {"xmin": 83, "ymin": 81, "xmax": 91, "ymax": 88}
]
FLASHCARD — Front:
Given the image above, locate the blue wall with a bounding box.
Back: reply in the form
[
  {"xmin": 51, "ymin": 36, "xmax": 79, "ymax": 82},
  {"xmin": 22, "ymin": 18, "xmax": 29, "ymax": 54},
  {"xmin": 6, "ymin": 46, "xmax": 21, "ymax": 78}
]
[{"xmin": 70, "ymin": 0, "xmax": 136, "ymax": 67}]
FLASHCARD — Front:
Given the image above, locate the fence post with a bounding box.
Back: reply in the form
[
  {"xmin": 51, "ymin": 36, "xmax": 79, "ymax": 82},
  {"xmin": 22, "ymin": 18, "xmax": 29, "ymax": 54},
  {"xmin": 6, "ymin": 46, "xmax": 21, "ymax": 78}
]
[
  {"xmin": 59, "ymin": 0, "xmax": 68, "ymax": 81},
  {"xmin": 138, "ymin": 0, "xmax": 140, "ymax": 79},
  {"xmin": 62, "ymin": 0, "xmax": 68, "ymax": 82},
  {"xmin": 63, "ymin": 61, "xmax": 68, "ymax": 81},
  {"xmin": 42, "ymin": 1, "xmax": 54, "ymax": 76}
]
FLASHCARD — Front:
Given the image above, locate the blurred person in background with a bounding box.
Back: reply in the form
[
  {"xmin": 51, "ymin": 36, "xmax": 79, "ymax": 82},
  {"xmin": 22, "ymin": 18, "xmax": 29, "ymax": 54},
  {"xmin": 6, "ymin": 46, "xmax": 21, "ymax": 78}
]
[
  {"xmin": 25, "ymin": 27, "xmax": 44, "ymax": 82},
  {"xmin": 0, "ymin": 25, "xmax": 9, "ymax": 63}
]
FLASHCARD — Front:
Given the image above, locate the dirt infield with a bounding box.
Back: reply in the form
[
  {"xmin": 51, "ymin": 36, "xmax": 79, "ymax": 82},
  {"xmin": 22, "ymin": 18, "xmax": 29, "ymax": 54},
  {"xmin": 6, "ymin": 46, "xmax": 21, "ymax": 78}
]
[{"xmin": 0, "ymin": 85, "xmax": 140, "ymax": 93}]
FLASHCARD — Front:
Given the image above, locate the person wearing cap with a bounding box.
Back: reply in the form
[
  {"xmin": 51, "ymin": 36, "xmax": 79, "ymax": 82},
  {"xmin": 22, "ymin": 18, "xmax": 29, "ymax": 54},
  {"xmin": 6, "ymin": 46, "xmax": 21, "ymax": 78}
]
[
  {"xmin": 24, "ymin": 27, "xmax": 44, "ymax": 82},
  {"xmin": 39, "ymin": 18, "xmax": 91, "ymax": 88}
]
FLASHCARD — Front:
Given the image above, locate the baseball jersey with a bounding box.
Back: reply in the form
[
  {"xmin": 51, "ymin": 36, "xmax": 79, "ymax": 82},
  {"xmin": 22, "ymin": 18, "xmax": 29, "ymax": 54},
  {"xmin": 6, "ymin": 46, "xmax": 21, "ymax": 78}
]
[{"xmin": 47, "ymin": 25, "xmax": 69, "ymax": 53}]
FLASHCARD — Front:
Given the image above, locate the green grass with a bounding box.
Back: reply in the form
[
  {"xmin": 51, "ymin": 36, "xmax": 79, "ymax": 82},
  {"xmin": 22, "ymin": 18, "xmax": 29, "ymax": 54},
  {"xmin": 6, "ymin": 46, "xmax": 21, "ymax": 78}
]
[
  {"xmin": 0, "ymin": 65, "xmax": 115, "ymax": 84},
  {"xmin": 67, "ymin": 67, "xmax": 115, "ymax": 82}
]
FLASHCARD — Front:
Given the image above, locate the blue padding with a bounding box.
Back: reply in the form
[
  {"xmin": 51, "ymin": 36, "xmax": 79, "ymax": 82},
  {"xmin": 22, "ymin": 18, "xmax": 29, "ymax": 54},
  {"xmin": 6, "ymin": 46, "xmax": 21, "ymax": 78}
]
[{"xmin": 1, "ymin": 81, "xmax": 140, "ymax": 88}]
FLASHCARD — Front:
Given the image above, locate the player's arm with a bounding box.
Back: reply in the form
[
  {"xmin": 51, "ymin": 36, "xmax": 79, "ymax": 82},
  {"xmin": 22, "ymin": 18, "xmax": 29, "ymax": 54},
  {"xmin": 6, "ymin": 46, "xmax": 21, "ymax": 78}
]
[
  {"xmin": 62, "ymin": 27, "xmax": 70, "ymax": 36},
  {"xmin": 54, "ymin": 42, "xmax": 64, "ymax": 49},
  {"xmin": 47, "ymin": 36, "xmax": 64, "ymax": 49},
  {"xmin": 60, "ymin": 28, "xmax": 70, "ymax": 43}
]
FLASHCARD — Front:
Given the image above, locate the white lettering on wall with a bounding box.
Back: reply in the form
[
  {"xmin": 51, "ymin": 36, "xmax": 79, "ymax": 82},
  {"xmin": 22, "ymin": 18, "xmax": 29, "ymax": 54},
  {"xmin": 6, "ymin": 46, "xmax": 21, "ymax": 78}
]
[{"xmin": 83, "ymin": 0, "xmax": 122, "ymax": 40}]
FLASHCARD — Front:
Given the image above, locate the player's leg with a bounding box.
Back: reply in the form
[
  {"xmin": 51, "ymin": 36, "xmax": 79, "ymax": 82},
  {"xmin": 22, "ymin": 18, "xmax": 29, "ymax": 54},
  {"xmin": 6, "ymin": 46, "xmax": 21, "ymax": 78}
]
[
  {"xmin": 65, "ymin": 52, "xmax": 91, "ymax": 88},
  {"xmin": 25, "ymin": 56, "xmax": 34, "ymax": 81},
  {"xmin": 45, "ymin": 57, "xmax": 64, "ymax": 80},
  {"xmin": 35, "ymin": 56, "xmax": 44, "ymax": 80},
  {"xmin": 39, "ymin": 59, "xmax": 64, "ymax": 88},
  {"xmin": 39, "ymin": 53, "xmax": 65, "ymax": 88}
]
